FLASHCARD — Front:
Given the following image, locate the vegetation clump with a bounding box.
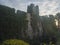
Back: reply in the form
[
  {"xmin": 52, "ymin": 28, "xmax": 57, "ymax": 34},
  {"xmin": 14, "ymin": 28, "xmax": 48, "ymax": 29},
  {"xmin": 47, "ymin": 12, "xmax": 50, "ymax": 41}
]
[{"xmin": 2, "ymin": 39, "xmax": 29, "ymax": 45}]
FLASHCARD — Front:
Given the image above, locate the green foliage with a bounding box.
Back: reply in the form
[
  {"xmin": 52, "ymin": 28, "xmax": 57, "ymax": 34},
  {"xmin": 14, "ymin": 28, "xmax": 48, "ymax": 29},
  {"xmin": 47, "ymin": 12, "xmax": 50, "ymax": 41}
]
[
  {"xmin": 2, "ymin": 39, "xmax": 29, "ymax": 45},
  {"xmin": 41, "ymin": 15, "xmax": 58, "ymax": 35}
]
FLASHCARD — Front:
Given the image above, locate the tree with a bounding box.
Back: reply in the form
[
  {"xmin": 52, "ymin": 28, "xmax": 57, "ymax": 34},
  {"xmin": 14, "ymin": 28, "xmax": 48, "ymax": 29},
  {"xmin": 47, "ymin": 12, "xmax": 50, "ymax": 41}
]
[
  {"xmin": 56, "ymin": 13, "xmax": 60, "ymax": 31},
  {"xmin": 40, "ymin": 15, "xmax": 57, "ymax": 45}
]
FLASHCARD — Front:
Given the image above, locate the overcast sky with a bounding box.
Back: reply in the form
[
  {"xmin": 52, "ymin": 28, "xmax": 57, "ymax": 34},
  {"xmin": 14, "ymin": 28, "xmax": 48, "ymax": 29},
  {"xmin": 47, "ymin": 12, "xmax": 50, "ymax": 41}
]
[{"xmin": 0, "ymin": 0, "xmax": 60, "ymax": 16}]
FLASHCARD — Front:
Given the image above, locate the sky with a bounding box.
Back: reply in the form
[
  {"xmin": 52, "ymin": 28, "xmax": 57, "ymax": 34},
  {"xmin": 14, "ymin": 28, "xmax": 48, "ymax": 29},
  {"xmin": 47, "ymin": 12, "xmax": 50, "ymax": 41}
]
[{"xmin": 0, "ymin": 0, "xmax": 60, "ymax": 16}]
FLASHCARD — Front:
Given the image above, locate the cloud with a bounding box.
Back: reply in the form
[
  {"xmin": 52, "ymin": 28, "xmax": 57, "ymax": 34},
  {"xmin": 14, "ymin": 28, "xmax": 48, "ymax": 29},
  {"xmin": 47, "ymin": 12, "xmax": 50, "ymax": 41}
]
[
  {"xmin": 39, "ymin": 0, "xmax": 59, "ymax": 15},
  {"xmin": 0, "ymin": 0, "xmax": 60, "ymax": 16}
]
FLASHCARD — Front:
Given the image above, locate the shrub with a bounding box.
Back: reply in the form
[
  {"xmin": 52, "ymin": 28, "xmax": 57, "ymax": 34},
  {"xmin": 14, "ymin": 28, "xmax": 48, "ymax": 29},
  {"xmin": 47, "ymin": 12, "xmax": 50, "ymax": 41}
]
[{"xmin": 2, "ymin": 39, "xmax": 29, "ymax": 45}]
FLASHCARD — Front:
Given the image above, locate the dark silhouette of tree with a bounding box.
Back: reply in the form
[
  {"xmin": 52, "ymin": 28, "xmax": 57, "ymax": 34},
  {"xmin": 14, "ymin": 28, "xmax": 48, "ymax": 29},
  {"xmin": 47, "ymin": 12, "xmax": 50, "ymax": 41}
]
[
  {"xmin": 55, "ymin": 13, "xmax": 60, "ymax": 45},
  {"xmin": 40, "ymin": 15, "xmax": 57, "ymax": 45}
]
